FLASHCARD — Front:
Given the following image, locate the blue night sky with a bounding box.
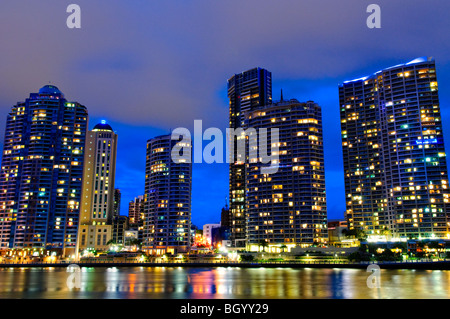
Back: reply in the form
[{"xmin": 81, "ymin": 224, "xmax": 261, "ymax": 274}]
[{"xmin": 1, "ymin": 1, "xmax": 450, "ymax": 227}]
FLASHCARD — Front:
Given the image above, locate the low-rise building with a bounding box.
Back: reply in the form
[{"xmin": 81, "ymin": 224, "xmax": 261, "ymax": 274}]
[{"xmin": 203, "ymin": 223, "xmax": 221, "ymax": 246}]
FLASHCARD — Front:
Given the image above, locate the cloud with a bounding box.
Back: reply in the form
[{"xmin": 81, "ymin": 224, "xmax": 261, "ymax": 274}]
[{"xmin": 2, "ymin": 0, "xmax": 450, "ymax": 130}]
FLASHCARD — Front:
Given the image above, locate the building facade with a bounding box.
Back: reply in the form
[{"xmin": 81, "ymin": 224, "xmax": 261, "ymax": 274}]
[
  {"xmin": 0, "ymin": 85, "xmax": 88, "ymax": 256},
  {"xmin": 128, "ymin": 195, "xmax": 145, "ymax": 241},
  {"xmin": 78, "ymin": 121, "xmax": 118, "ymax": 253},
  {"xmin": 245, "ymin": 99, "xmax": 328, "ymax": 250},
  {"xmin": 112, "ymin": 215, "xmax": 128, "ymax": 246},
  {"xmin": 211, "ymin": 226, "xmax": 231, "ymax": 249},
  {"xmin": 128, "ymin": 195, "xmax": 144, "ymax": 226},
  {"xmin": 203, "ymin": 223, "xmax": 221, "ymax": 246},
  {"xmin": 327, "ymin": 219, "xmax": 357, "ymax": 247},
  {"xmin": 143, "ymin": 134, "xmax": 192, "ymax": 255},
  {"xmin": 228, "ymin": 67, "xmax": 272, "ymax": 247},
  {"xmin": 113, "ymin": 189, "xmax": 121, "ymax": 218},
  {"xmin": 340, "ymin": 57, "xmax": 450, "ymax": 239},
  {"xmin": 220, "ymin": 203, "xmax": 230, "ymax": 228}
]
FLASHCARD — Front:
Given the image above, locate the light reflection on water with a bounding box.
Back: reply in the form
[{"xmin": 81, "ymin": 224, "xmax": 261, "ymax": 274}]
[{"xmin": 0, "ymin": 267, "xmax": 448, "ymax": 299}]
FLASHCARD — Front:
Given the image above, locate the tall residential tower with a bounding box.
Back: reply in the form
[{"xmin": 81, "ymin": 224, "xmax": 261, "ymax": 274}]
[
  {"xmin": 0, "ymin": 85, "xmax": 88, "ymax": 256},
  {"xmin": 245, "ymin": 99, "xmax": 328, "ymax": 249},
  {"xmin": 78, "ymin": 121, "xmax": 118, "ymax": 253},
  {"xmin": 143, "ymin": 134, "xmax": 192, "ymax": 255},
  {"xmin": 228, "ymin": 67, "xmax": 272, "ymax": 247},
  {"xmin": 340, "ymin": 57, "xmax": 450, "ymax": 239}
]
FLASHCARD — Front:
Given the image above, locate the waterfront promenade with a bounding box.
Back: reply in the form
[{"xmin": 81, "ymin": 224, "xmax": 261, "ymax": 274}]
[{"xmin": 0, "ymin": 259, "xmax": 449, "ymax": 270}]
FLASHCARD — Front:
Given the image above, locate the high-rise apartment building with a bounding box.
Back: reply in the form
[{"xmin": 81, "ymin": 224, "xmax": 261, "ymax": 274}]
[
  {"xmin": 228, "ymin": 67, "xmax": 272, "ymax": 247},
  {"xmin": 0, "ymin": 85, "xmax": 88, "ymax": 256},
  {"xmin": 78, "ymin": 121, "xmax": 118, "ymax": 253},
  {"xmin": 340, "ymin": 57, "xmax": 450, "ymax": 239},
  {"xmin": 245, "ymin": 99, "xmax": 328, "ymax": 249},
  {"xmin": 143, "ymin": 134, "xmax": 192, "ymax": 255},
  {"xmin": 203, "ymin": 223, "xmax": 221, "ymax": 246}
]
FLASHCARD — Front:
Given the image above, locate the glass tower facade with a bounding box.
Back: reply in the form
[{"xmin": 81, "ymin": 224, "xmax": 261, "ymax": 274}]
[
  {"xmin": 0, "ymin": 85, "xmax": 88, "ymax": 256},
  {"xmin": 245, "ymin": 99, "xmax": 328, "ymax": 249},
  {"xmin": 340, "ymin": 57, "xmax": 450, "ymax": 239},
  {"xmin": 143, "ymin": 134, "xmax": 192, "ymax": 255},
  {"xmin": 227, "ymin": 67, "xmax": 272, "ymax": 247}
]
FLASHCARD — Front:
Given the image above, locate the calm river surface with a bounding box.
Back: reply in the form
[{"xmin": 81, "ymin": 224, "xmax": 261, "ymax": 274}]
[{"xmin": 0, "ymin": 266, "xmax": 448, "ymax": 299}]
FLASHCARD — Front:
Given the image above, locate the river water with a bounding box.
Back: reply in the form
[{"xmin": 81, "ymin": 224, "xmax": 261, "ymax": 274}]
[{"xmin": 0, "ymin": 266, "xmax": 448, "ymax": 299}]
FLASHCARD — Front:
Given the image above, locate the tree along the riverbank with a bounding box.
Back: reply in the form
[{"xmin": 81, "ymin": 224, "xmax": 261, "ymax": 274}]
[{"xmin": 348, "ymin": 244, "xmax": 403, "ymax": 262}]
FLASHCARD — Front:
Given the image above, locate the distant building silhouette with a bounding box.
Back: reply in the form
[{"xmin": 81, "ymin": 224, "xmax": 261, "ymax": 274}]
[
  {"xmin": 113, "ymin": 189, "xmax": 121, "ymax": 218},
  {"xmin": 128, "ymin": 195, "xmax": 144, "ymax": 241},
  {"xmin": 78, "ymin": 121, "xmax": 118, "ymax": 253},
  {"xmin": 220, "ymin": 203, "xmax": 230, "ymax": 228}
]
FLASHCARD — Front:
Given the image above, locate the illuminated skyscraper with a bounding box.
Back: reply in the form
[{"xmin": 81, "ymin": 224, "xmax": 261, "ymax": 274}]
[
  {"xmin": 245, "ymin": 99, "xmax": 328, "ymax": 249},
  {"xmin": 0, "ymin": 85, "xmax": 88, "ymax": 256},
  {"xmin": 340, "ymin": 57, "xmax": 450, "ymax": 239},
  {"xmin": 78, "ymin": 121, "xmax": 118, "ymax": 253},
  {"xmin": 143, "ymin": 134, "xmax": 192, "ymax": 255},
  {"xmin": 228, "ymin": 67, "xmax": 272, "ymax": 247}
]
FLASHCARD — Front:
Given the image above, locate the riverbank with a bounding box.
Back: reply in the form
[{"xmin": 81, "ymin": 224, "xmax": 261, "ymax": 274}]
[{"xmin": 0, "ymin": 259, "xmax": 449, "ymax": 270}]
